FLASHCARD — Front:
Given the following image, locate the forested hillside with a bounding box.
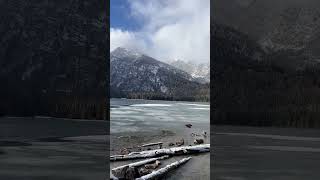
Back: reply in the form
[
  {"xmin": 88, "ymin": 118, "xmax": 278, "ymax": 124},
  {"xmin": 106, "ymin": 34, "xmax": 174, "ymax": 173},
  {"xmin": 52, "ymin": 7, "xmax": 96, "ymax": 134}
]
[
  {"xmin": 212, "ymin": 23, "xmax": 320, "ymax": 128},
  {"xmin": 0, "ymin": 0, "xmax": 108, "ymax": 119}
]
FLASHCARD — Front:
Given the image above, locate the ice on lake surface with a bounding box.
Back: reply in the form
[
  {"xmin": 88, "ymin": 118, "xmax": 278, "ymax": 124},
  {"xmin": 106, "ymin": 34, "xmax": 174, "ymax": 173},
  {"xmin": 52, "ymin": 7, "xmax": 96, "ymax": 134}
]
[
  {"xmin": 110, "ymin": 98, "xmax": 210, "ymax": 134},
  {"xmin": 213, "ymin": 126, "xmax": 320, "ymax": 180},
  {"xmin": 0, "ymin": 117, "xmax": 107, "ymax": 180}
]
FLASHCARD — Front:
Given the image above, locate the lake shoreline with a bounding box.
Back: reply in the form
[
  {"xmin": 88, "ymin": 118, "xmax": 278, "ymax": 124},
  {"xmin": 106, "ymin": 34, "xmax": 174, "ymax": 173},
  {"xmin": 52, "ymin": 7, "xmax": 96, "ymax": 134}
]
[
  {"xmin": 110, "ymin": 97, "xmax": 210, "ymax": 103},
  {"xmin": 110, "ymin": 98, "xmax": 210, "ymax": 179}
]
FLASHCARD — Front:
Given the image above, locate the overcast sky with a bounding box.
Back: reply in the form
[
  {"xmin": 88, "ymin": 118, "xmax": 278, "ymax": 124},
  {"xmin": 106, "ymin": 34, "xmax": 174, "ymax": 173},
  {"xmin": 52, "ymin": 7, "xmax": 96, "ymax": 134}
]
[{"xmin": 110, "ymin": 0, "xmax": 210, "ymax": 64}]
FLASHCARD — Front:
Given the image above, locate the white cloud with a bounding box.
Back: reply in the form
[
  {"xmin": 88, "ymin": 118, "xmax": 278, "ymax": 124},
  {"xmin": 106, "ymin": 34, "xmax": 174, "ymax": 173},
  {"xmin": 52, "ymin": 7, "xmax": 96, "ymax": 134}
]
[
  {"xmin": 110, "ymin": 28, "xmax": 146, "ymax": 52},
  {"xmin": 110, "ymin": 0, "xmax": 210, "ymax": 64}
]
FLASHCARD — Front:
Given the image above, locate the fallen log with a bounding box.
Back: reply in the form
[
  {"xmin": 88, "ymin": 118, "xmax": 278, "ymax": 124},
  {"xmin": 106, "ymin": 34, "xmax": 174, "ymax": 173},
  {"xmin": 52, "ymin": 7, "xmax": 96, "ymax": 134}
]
[
  {"xmin": 112, "ymin": 155, "xmax": 169, "ymax": 179},
  {"xmin": 135, "ymin": 157, "xmax": 192, "ymax": 180},
  {"xmin": 140, "ymin": 142, "xmax": 163, "ymax": 149},
  {"xmin": 110, "ymin": 144, "xmax": 210, "ymax": 161}
]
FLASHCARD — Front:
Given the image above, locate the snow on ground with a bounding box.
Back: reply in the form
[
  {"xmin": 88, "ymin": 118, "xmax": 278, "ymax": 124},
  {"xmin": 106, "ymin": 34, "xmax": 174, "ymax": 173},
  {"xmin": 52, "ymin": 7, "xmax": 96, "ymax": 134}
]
[
  {"xmin": 189, "ymin": 108, "xmax": 210, "ymax": 110},
  {"xmin": 176, "ymin": 103, "xmax": 209, "ymax": 107},
  {"xmin": 130, "ymin": 104, "xmax": 172, "ymax": 107}
]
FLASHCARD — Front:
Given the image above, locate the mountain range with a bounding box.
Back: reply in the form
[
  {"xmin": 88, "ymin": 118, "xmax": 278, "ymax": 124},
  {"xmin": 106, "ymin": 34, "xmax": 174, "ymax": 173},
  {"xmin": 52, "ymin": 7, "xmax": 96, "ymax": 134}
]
[
  {"xmin": 168, "ymin": 60, "xmax": 210, "ymax": 84},
  {"xmin": 110, "ymin": 47, "xmax": 209, "ymax": 102}
]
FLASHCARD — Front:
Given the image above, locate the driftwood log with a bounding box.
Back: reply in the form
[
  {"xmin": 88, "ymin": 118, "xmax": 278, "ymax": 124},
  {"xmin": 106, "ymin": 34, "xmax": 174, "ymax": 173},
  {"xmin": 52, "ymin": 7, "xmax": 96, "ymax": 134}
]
[
  {"xmin": 110, "ymin": 144, "xmax": 210, "ymax": 161},
  {"xmin": 111, "ymin": 156, "xmax": 169, "ymax": 179},
  {"xmin": 140, "ymin": 142, "xmax": 163, "ymax": 149},
  {"xmin": 135, "ymin": 157, "xmax": 192, "ymax": 180}
]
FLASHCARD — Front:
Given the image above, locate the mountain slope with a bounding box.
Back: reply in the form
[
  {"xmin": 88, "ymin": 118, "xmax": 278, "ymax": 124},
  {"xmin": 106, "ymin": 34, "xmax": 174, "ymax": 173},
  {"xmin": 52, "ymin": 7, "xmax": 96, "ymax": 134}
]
[
  {"xmin": 0, "ymin": 0, "xmax": 108, "ymax": 119},
  {"xmin": 212, "ymin": 23, "xmax": 320, "ymax": 128},
  {"xmin": 110, "ymin": 47, "xmax": 209, "ymax": 101},
  {"xmin": 213, "ymin": 1, "xmax": 320, "ymax": 128},
  {"xmin": 214, "ymin": 0, "xmax": 320, "ymax": 61}
]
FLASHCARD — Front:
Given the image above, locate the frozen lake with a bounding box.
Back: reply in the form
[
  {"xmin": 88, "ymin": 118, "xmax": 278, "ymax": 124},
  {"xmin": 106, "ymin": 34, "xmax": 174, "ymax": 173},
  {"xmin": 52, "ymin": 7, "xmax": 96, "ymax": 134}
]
[
  {"xmin": 110, "ymin": 98, "xmax": 210, "ymax": 180},
  {"xmin": 0, "ymin": 117, "xmax": 107, "ymax": 180},
  {"xmin": 110, "ymin": 98, "xmax": 210, "ymax": 134}
]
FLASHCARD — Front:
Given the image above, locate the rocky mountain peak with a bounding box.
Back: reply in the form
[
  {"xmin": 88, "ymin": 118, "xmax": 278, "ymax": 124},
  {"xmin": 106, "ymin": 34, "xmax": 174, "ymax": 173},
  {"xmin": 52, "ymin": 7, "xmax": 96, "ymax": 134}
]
[
  {"xmin": 168, "ymin": 60, "xmax": 210, "ymax": 83},
  {"xmin": 111, "ymin": 47, "xmax": 143, "ymax": 61},
  {"xmin": 110, "ymin": 49, "xmax": 209, "ymax": 101}
]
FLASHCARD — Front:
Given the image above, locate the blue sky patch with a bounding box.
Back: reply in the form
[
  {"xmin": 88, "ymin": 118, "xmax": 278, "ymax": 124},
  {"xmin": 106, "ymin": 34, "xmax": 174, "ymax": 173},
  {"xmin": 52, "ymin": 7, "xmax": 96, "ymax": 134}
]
[{"xmin": 110, "ymin": 0, "xmax": 143, "ymax": 31}]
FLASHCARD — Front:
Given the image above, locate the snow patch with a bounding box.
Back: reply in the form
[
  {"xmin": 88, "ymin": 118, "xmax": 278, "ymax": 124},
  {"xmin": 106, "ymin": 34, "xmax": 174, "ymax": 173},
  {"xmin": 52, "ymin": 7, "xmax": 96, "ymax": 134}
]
[
  {"xmin": 177, "ymin": 103, "xmax": 209, "ymax": 107},
  {"xmin": 151, "ymin": 66, "xmax": 159, "ymax": 74},
  {"xmin": 189, "ymin": 108, "xmax": 210, "ymax": 110},
  {"xmin": 160, "ymin": 85, "xmax": 168, "ymax": 93},
  {"xmin": 130, "ymin": 104, "xmax": 172, "ymax": 107}
]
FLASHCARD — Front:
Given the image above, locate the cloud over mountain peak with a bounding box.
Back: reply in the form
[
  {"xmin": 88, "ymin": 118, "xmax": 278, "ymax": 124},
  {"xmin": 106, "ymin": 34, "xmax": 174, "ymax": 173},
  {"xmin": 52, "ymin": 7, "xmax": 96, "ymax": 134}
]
[{"xmin": 110, "ymin": 0, "xmax": 210, "ymax": 64}]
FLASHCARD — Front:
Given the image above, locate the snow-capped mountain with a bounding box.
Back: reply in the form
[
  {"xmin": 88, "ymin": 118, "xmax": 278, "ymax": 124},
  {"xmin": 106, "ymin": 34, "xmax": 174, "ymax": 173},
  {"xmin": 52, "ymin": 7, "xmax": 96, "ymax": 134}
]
[
  {"xmin": 168, "ymin": 60, "xmax": 210, "ymax": 83},
  {"xmin": 111, "ymin": 47, "xmax": 143, "ymax": 62},
  {"xmin": 110, "ymin": 47, "xmax": 209, "ymax": 101}
]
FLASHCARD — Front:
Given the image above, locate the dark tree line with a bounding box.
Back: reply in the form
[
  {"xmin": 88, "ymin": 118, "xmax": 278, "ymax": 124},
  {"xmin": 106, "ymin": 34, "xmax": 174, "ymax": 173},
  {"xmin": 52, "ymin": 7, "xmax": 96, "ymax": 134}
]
[{"xmin": 110, "ymin": 83, "xmax": 210, "ymax": 102}]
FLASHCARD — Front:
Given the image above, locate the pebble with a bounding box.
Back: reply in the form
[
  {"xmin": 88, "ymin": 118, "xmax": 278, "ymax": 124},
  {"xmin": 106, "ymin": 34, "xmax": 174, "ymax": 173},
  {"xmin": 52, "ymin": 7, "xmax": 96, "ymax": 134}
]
[
  {"xmin": 176, "ymin": 138, "xmax": 185, "ymax": 146},
  {"xmin": 145, "ymin": 160, "xmax": 161, "ymax": 169},
  {"xmin": 194, "ymin": 138, "xmax": 204, "ymax": 144},
  {"xmin": 120, "ymin": 148, "xmax": 130, "ymax": 155},
  {"xmin": 139, "ymin": 168, "xmax": 151, "ymax": 176}
]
